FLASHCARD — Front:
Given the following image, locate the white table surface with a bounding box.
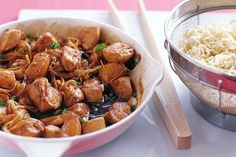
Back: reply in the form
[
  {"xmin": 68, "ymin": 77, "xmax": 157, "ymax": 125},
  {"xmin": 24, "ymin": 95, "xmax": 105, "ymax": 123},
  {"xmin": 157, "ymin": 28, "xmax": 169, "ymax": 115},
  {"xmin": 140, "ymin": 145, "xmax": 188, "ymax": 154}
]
[{"xmin": 0, "ymin": 10, "xmax": 235, "ymax": 157}]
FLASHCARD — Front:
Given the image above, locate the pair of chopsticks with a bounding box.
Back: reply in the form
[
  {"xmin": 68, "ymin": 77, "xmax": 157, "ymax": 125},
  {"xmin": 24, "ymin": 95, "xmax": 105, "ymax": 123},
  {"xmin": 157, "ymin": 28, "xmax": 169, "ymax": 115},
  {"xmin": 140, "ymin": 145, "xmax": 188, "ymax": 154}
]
[{"xmin": 108, "ymin": 0, "xmax": 192, "ymax": 149}]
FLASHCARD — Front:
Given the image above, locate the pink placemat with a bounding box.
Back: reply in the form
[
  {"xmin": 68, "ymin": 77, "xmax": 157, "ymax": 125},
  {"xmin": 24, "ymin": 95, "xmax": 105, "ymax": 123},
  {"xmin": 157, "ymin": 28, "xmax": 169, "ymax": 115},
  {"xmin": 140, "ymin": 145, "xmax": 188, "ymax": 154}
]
[{"xmin": 0, "ymin": 0, "xmax": 183, "ymax": 24}]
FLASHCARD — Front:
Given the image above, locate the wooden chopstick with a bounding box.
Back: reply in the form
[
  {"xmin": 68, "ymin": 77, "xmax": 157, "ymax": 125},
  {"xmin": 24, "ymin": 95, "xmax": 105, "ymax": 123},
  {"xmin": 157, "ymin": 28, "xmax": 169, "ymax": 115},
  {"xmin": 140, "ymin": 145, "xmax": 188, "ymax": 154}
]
[
  {"xmin": 108, "ymin": 0, "xmax": 192, "ymax": 149},
  {"xmin": 108, "ymin": 0, "xmax": 125, "ymax": 30},
  {"xmin": 137, "ymin": 0, "xmax": 192, "ymax": 149}
]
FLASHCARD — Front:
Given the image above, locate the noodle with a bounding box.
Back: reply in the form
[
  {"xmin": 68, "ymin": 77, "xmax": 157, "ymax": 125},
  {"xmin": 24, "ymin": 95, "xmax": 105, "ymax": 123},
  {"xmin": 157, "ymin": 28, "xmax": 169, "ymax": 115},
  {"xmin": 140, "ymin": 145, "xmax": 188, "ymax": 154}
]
[{"xmin": 180, "ymin": 20, "xmax": 236, "ymax": 73}]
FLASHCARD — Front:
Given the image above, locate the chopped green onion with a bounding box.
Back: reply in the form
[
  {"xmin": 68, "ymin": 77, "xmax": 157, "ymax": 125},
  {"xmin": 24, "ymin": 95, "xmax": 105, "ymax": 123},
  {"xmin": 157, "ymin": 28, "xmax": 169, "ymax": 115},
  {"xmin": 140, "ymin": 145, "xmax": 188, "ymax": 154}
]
[
  {"xmin": 77, "ymin": 81, "xmax": 81, "ymax": 86},
  {"xmin": 50, "ymin": 42, "xmax": 60, "ymax": 49},
  {"xmin": 0, "ymin": 101, "xmax": 6, "ymax": 107},
  {"xmin": 23, "ymin": 47, "xmax": 28, "ymax": 52},
  {"xmin": 0, "ymin": 54, "xmax": 5, "ymax": 59},
  {"xmin": 62, "ymin": 108, "xmax": 67, "ymax": 114},
  {"xmin": 80, "ymin": 118, "xmax": 85, "ymax": 123},
  {"xmin": 130, "ymin": 105, "xmax": 136, "ymax": 112},
  {"xmin": 95, "ymin": 43, "xmax": 106, "ymax": 52},
  {"xmin": 26, "ymin": 34, "xmax": 34, "ymax": 41}
]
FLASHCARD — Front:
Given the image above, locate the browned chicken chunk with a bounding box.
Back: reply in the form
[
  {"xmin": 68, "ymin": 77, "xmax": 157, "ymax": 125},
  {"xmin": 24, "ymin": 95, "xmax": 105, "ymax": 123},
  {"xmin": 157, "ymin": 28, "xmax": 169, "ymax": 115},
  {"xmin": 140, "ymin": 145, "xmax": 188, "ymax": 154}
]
[
  {"xmin": 36, "ymin": 32, "xmax": 58, "ymax": 52},
  {"xmin": 67, "ymin": 103, "xmax": 90, "ymax": 118},
  {"xmin": 25, "ymin": 52, "xmax": 51, "ymax": 80},
  {"xmin": 82, "ymin": 117, "xmax": 106, "ymax": 134},
  {"xmin": 81, "ymin": 78, "xmax": 104, "ymax": 103},
  {"xmin": 61, "ymin": 111, "xmax": 81, "ymax": 137},
  {"xmin": 98, "ymin": 63, "xmax": 127, "ymax": 84},
  {"xmin": 80, "ymin": 27, "xmax": 100, "ymax": 50},
  {"xmin": 61, "ymin": 46, "xmax": 81, "ymax": 72},
  {"xmin": 60, "ymin": 80, "xmax": 84, "ymax": 106},
  {"xmin": 0, "ymin": 69, "xmax": 16, "ymax": 89},
  {"xmin": 28, "ymin": 78, "xmax": 62, "ymax": 112},
  {"xmin": 111, "ymin": 77, "xmax": 133, "ymax": 100},
  {"xmin": 41, "ymin": 115, "xmax": 64, "ymax": 126},
  {"xmin": 102, "ymin": 42, "xmax": 134, "ymax": 63},
  {"xmin": 43, "ymin": 125, "xmax": 61, "ymax": 138},
  {"xmin": 104, "ymin": 102, "xmax": 131, "ymax": 123},
  {"xmin": 7, "ymin": 118, "xmax": 44, "ymax": 137},
  {"xmin": 0, "ymin": 29, "xmax": 23, "ymax": 52}
]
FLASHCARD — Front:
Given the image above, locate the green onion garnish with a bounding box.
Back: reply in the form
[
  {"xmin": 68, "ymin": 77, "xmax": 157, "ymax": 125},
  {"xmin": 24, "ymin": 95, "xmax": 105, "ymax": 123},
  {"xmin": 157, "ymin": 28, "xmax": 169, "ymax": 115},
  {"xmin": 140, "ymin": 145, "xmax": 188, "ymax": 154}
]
[
  {"xmin": 0, "ymin": 101, "xmax": 6, "ymax": 107},
  {"xmin": 0, "ymin": 54, "xmax": 5, "ymax": 59},
  {"xmin": 26, "ymin": 34, "xmax": 34, "ymax": 41},
  {"xmin": 62, "ymin": 108, "xmax": 67, "ymax": 114},
  {"xmin": 77, "ymin": 81, "xmax": 81, "ymax": 86},
  {"xmin": 50, "ymin": 42, "xmax": 60, "ymax": 49},
  {"xmin": 95, "ymin": 43, "xmax": 106, "ymax": 52},
  {"xmin": 80, "ymin": 118, "xmax": 85, "ymax": 123}
]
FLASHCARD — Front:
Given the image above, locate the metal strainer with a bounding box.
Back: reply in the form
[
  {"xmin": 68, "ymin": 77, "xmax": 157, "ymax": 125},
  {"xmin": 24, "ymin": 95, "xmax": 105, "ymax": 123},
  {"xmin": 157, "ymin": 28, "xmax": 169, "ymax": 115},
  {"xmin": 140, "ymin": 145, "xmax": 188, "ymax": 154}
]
[{"xmin": 164, "ymin": 0, "xmax": 236, "ymax": 131}]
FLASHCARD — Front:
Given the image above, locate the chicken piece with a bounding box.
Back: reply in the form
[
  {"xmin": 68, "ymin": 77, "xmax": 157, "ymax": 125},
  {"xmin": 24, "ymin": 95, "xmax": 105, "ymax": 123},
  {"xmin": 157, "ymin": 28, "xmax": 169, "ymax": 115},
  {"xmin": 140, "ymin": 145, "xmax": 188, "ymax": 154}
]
[
  {"xmin": 102, "ymin": 42, "xmax": 134, "ymax": 63},
  {"xmin": 36, "ymin": 32, "xmax": 58, "ymax": 52},
  {"xmin": 60, "ymin": 80, "xmax": 84, "ymax": 106},
  {"xmin": 0, "ymin": 29, "xmax": 23, "ymax": 52},
  {"xmin": 43, "ymin": 125, "xmax": 61, "ymax": 138},
  {"xmin": 0, "ymin": 107, "xmax": 7, "ymax": 125},
  {"xmin": 81, "ymin": 78, "xmax": 104, "ymax": 103},
  {"xmin": 10, "ymin": 59, "xmax": 27, "ymax": 79},
  {"xmin": 104, "ymin": 102, "xmax": 131, "ymax": 123},
  {"xmin": 61, "ymin": 46, "xmax": 81, "ymax": 72},
  {"xmin": 61, "ymin": 111, "xmax": 81, "ymax": 137},
  {"xmin": 7, "ymin": 118, "xmax": 44, "ymax": 137},
  {"xmin": 79, "ymin": 27, "xmax": 100, "ymax": 50},
  {"xmin": 28, "ymin": 78, "xmax": 62, "ymax": 112},
  {"xmin": 98, "ymin": 63, "xmax": 127, "ymax": 84},
  {"xmin": 111, "ymin": 77, "xmax": 133, "ymax": 100},
  {"xmin": 25, "ymin": 52, "xmax": 51, "ymax": 80},
  {"xmin": 67, "ymin": 103, "xmax": 90, "ymax": 118},
  {"xmin": 41, "ymin": 115, "xmax": 64, "ymax": 126},
  {"xmin": 0, "ymin": 69, "xmax": 16, "ymax": 89},
  {"xmin": 82, "ymin": 117, "xmax": 106, "ymax": 134}
]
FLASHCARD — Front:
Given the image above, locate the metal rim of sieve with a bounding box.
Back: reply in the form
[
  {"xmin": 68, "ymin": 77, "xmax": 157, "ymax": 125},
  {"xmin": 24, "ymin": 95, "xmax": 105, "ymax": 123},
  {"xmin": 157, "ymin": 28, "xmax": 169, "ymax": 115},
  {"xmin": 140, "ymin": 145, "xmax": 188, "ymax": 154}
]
[{"xmin": 164, "ymin": 0, "xmax": 236, "ymax": 94}]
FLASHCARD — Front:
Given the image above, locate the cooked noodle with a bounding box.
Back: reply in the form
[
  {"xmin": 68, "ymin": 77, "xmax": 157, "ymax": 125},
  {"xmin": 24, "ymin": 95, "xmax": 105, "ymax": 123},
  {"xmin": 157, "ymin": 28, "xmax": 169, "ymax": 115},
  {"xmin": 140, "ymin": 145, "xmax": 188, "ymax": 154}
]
[{"xmin": 180, "ymin": 20, "xmax": 236, "ymax": 73}]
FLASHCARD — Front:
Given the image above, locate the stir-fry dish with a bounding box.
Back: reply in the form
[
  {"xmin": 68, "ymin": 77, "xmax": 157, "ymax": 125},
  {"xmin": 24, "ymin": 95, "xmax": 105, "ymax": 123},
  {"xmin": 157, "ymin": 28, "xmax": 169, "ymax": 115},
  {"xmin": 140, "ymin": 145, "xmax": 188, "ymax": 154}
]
[{"xmin": 0, "ymin": 27, "xmax": 141, "ymax": 138}]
